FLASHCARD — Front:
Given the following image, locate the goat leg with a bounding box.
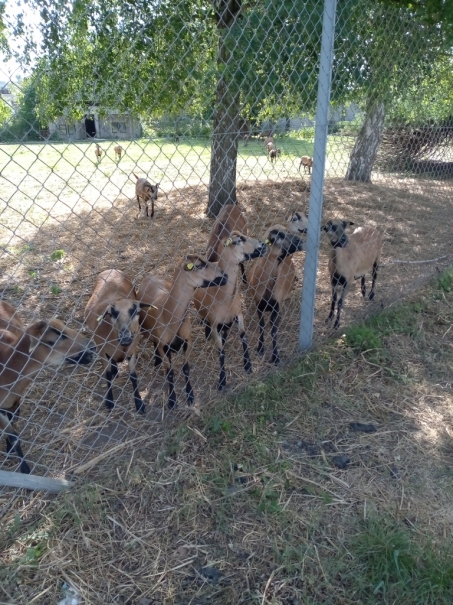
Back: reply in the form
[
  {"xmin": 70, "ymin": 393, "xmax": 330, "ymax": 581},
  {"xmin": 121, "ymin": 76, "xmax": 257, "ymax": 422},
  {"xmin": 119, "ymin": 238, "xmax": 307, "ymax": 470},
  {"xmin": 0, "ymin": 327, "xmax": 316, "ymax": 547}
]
[
  {"xmin": 104, "ymin": 357, "xmax": 118, "ymax": 410},
  {"xmin": 6, "ymin": 432, "xmax": 30, "ymax": 474},
  {"xmin": 182, "ymin": 341, "xmax": 194, "ymax": 405},
  {"xmin": 1, "ymin": 412, "xmax": 30, "ymax": 474},
  {"xmin": 361, "ymin": 276, "xmax": 366, "ymax": 298},
  {"xmin": 327, "ymin": 288, "xmax": 337, "ymax": 323},
  {"xmin": 215, "ymin": 325, "xmax": 228, "ymax": 391},
  {"xmin": 334, "ymin": 284, "xmax": 348, "ymax": 330},
  {"xmin": 257, "ymin": 307, "xmax": 265, "ymax": 356},
  {"xmin": 236, "ymin": 315, "xmax": 252, "ymax": 374},
  {"xmin": 151, "ymin": 198, "xmax": 155, "ymax": 218},
  {"xmin": 127, "ymin": 354, "xmax": 145, "ymax": 414},
  {"xmin": 270, "ymin": 303, "xmax": 280, "ymax": 365},
  {"xmin": 369, "ymin": 262, "xmax": 378, "ymax": 300}
]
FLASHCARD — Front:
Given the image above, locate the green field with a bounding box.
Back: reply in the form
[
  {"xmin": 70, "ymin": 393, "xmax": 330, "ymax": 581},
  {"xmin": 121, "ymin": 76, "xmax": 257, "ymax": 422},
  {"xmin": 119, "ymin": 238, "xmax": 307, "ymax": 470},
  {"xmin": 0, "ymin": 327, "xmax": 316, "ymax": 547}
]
[{"xmin": 0, "ymin": 134, "xmax": 353, "ymax": 249}]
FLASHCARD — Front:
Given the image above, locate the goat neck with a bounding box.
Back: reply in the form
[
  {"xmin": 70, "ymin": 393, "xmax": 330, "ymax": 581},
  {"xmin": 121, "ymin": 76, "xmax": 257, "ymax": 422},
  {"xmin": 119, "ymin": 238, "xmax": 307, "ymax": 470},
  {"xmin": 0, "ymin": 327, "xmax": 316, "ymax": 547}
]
[{"xmin": 163, "ymin": 270, "xmax": 199, "ymax": 325}]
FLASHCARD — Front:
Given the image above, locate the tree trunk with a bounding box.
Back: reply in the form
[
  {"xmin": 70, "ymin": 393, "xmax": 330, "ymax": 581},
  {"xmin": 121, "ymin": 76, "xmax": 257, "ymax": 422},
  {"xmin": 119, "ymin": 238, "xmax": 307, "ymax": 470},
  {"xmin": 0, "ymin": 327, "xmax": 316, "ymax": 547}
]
[
  {"xmin": 206, "ymin": 21, "xmax": 240, "ymax": 217},
  {"xmin": 345, "ymin": 101, "xmax": 385, "ymax": 182}
]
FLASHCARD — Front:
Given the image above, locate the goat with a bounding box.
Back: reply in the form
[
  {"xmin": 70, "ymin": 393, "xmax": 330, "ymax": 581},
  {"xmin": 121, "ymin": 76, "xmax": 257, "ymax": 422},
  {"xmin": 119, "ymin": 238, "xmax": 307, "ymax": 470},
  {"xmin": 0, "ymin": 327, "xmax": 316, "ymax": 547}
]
[
  {"xmin": 0, "ymin": 301, "xmax": 95, "ymax": 473},
  {"xmin": 269, "ymin": 148, "xmax": 281, "ymax": 163},
  {"xmin": 95, "ymin": 143, "xmax": 103, "ymax": 162},
  {"xmin": 114, "ymin": 145, "xmax": 123, "ymax": 161},
  {"xmin": 287, "ymin": 211, "xmax": 309, "ymax": 235},
  {"xmin": 248, "ymin": 226, "xmax": 304, "ymax": 364},
  {"xmin": 85, "ymin": 269, "xmax": 156, "ymax": 413},
  {"xmin": 133, "ymin": 173, "xmax": 160, "ymax": 218},
  {"xmin": 193, "ymin": 232, "xmax": 267, "ymax": 390},
  {"xmin": 137, "ymin": 256, "xmax": 227, "ymax": 409},
  {"xmin": 322, "ymin": 219, "xmax": 383, "ymax": 329},
  {"xmin": 264, "ymin": 136, "xmax": 275, "ymax": 149},
  {"xmin": 299, "ymin": 155, "xmax": 313, "ymax": 174},
  {"xmin": 206, "ymin": 203, "xmax": 248, "ymax": 284},
  {"xmin": 266, "ymin": 141, "xmax": 276, "ymax": 154}
]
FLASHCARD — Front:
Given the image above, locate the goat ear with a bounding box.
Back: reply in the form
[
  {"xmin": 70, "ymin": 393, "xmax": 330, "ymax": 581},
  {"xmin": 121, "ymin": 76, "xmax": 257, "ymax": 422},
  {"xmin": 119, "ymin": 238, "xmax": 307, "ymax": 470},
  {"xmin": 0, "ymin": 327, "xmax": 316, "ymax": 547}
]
[
  {"xmin": 139, "ymin": 302, "xmax": 158, "ymax": 310},
  {"xmin": 27, "ymin": 320, "xmax": 48, "ymax": 339}
]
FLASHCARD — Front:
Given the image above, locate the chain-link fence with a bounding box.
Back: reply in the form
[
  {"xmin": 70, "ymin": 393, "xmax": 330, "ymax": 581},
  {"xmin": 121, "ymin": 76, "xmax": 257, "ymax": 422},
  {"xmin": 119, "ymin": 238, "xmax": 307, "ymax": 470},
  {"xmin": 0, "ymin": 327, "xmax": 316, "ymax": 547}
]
[{"xmin": 0, "ymin": 0, "xmax": 452, "ymax": 500}]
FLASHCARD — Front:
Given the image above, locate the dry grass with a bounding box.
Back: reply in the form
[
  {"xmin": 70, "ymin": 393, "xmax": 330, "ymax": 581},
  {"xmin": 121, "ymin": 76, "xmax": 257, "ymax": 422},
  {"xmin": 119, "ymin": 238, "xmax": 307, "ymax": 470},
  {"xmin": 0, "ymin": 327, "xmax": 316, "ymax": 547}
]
[
  {"xmin": 1, "ymin": 269, "xmax": 453, "ymax": 604},
  {"xmin": 1, "ymin": 142, "xmax": 453, "ymax": 603}
]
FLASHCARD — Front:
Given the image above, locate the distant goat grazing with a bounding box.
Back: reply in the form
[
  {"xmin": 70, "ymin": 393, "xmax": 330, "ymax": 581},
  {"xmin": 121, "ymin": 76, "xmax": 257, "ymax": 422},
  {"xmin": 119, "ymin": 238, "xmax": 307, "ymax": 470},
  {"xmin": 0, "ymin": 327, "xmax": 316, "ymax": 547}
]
[
  {"xmin": 95, "ymin": 144, "xmax": 103, "ymax": 162},
  {"xmin": 264, "ymin": 136, "xmax": 275, "ymax": 149},
  {"xmin": 206, "ymin": 203, "xmax": 248, "ymax": 284},
  {"xmin": 299, "ymin": 156, "xmax": 313, "ymax": 174},
  {"xmin": 85, "ymin": 269, "xmax": 156, "ymax": 413},
  {"xmin": 322, "ymin": 219, "xmax": 383, "ymax": 329},
  {"xmin": 114, "ymin": 145, "xmax": 123, "ymax": 161},
  {"xmin": 137, "ymin": 256, "xmax": 227, "ymax": 409},
  {"xmin": 193, "ymin": 232, "xmax": 267, "ymax": 390},
  {"xmin": 133, "ymin": 173, "xmax": 159, "ymax": 218},
  {"xmin": 266, "ymin": 141, "xmax": 276, "ymax": 155},
  {"xmin": 248, "ymin": 226, "xmax": 304, "ymax": 364},
  {"xmin": 269, "ymin": 148, "xmax": 281, "ymax": 163},
  {"xmin": 0, "ymin": 301, "xmax": 95, "ymax": 473}
]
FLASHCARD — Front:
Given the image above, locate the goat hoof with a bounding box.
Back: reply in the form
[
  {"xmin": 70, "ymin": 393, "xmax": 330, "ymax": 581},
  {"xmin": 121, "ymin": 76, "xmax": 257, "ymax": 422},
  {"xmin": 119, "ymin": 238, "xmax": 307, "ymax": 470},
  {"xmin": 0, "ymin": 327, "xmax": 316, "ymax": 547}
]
[
  {"xmin": 136, "ymin": 402, "xmax": 146, "ymax": 414},
  {"xmin": 369, "ymin": 292, "xmax": 375, "ymax": 301},
  {"xmin": 244, "ymin": 365, "xmax": 252, "ymax": 374},
  {"xmin": 105, "ymin": 400, "xmax": 114, "ymax": 410},
  {"xmin": 218, "ymin": 383, "xmax": 227, "ymax": 392},
  {"xmin": 20, "ymin": 461, "xmax": 31, "ymax": 474},
  {"xmin": 271, "ymin": 356, "xmax": 280, "ymax": 365}
]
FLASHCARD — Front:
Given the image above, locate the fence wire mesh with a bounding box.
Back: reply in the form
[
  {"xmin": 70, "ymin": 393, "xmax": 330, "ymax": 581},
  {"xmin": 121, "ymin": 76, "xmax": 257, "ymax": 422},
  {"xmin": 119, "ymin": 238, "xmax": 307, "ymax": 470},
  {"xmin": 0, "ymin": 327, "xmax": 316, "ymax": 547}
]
[{"xmin": 0, "ymin": 0, "xmax": 452, "ymax": 564}]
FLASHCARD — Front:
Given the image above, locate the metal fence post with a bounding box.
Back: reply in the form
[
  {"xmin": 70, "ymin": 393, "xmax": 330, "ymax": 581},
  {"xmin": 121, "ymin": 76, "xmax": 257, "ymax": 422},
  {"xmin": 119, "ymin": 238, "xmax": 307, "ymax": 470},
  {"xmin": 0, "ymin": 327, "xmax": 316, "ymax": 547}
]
[{"xmin": 298, "ymin": 0, "xmax": 338, "ymax": 352}]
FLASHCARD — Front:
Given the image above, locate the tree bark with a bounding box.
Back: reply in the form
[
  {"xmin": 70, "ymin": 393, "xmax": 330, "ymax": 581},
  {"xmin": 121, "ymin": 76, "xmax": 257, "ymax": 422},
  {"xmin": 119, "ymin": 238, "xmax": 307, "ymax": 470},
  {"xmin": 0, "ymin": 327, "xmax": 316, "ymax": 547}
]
[
  {"xmin": 345, "ymin": 101, "xmax": 385, "ymax": 182},
  {"xmin": 206, "ymin": 13, "xmax": 240, "ymax": 218}
]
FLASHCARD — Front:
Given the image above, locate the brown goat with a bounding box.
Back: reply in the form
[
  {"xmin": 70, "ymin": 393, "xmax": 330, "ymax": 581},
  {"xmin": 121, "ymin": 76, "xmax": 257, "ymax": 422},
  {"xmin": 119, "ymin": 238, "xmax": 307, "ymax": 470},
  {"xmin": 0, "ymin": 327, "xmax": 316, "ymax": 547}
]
[
  {"xmin": 247, "ymin": 226, "xmax": 304, "ymax": 364},
  {"xmin": 114, "ymin": 145, "xmax": 123, "ymax": 161},
  {"xmin": 0, "ymin": 301, "xmax": 95, "ymax": 473},
  {"xmin": 299, "ymin": 155, "xmax": 313, "ymax": 174},
  {"xmin": 95, "ymin": 143, "xmax": 103, "ymax": 162},
  {"xmin": 269, "ymin": 148, "xmax": 281, "ymax": 163},
  {"xmin": 138, "ymin": 255, "xmax": 227, "ymax": 409},
  {"xmin": 85, "ymin": 269, "xmax": 155, "ymax": 413},
  {"xmin": 206, "ymin": 203, "xmax": 248, "ymax": 283},
  {"xmin": 133, "ymin": 173, "xmax": 160, "ymax": 218},
  {"xmin": 322, "ymin": 219, "xmax": 383, "ymax": 329},
  {"xmin": 193, "ymin": 232, "xmax": 267, "ymax": 390}
]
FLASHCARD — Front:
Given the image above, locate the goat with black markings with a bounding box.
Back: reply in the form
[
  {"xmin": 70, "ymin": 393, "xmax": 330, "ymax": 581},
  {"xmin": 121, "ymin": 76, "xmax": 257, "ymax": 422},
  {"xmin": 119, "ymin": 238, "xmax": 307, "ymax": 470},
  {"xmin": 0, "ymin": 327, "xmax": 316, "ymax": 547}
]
[
  {"xmin": 269, "ymin": 148, "xmax": 281, "ymax": 163},
  {"xmin": 322, "ymin": 219, "xmax": 383, "ymax": 329},
  {"xmin": 287, "ymin": 211, "xmax": 308, "ymax": 235},
  {"xmin": 85, "ymin": 269, "xmax": 155, "ymax": 413},
  {"xmin": 138, "ymin": 256, "xmax": 227, "ymax": 409},
  {"xmin": 0, "ymin": 301, "xmax": 95, "ymax": 473},
  {"xmin": 194, "ymin": 232, "xmax": 267, "ymax": 390},
  {"xmin": 248, "ymin": 226, "xmax": 304, "ymax": 364},
  {"xmin": 133, "ymin": 173, "xmax": 159, "ymax": 218}
]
